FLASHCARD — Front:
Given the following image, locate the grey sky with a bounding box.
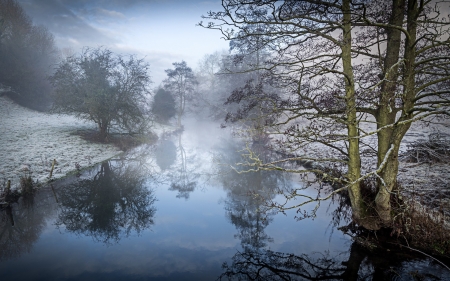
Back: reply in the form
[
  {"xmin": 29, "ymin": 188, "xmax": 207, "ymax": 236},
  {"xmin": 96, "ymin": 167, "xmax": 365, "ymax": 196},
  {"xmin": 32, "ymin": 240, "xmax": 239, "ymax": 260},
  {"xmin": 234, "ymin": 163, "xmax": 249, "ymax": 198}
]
[{"xmin": 17, "ymin": 0, "xmax": 229, "ymax": 85}]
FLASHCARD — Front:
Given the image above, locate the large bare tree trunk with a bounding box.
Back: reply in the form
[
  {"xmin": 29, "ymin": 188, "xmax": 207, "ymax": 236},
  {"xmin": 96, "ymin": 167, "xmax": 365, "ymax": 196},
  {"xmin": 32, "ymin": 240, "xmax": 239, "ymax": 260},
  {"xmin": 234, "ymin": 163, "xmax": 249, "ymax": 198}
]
[
  {"xmin": 342, "ymin": 0, "xmax": 364, "ymax": 224},
  {"xmin": 375, "ymin": 0, "xmax": 419, "ymax": 224},
  {"xmin": 374, "ymin": 0, "xmax": 406, "ymax": 224},
  {"xmin": 98, "ymin": 119, "xmax": 109, "ymax": 142}
]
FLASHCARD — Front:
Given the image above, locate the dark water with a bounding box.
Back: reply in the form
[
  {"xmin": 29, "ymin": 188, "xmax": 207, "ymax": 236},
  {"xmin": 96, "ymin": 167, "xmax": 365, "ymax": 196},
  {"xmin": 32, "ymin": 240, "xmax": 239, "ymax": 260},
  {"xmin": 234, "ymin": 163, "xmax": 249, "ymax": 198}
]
[{"xmin": 1, "ymin": 121, "xmax": 449, "ymax": 280}]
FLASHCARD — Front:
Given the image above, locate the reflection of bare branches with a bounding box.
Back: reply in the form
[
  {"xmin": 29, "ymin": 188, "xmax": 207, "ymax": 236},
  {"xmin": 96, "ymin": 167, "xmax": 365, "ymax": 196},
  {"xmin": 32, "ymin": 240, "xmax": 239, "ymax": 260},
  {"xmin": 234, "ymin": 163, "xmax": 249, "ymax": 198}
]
[
  {"xmin": 167, "ymin": 134, "xmax": 201, "ymax": 199},
  {"xmin": 220, "ymin": 249, "xmax": 347, "ymax": 280},
  {"xmin": 217, "ymin": 139, "xmax": 292, "ymax": 250},
  {"xmin": 219, "ymin": 242, "xmax": 450, "ymax": 281},
  {"xmin": 55, "ymin": 161, "xmax": 156, "ymax": 245}
]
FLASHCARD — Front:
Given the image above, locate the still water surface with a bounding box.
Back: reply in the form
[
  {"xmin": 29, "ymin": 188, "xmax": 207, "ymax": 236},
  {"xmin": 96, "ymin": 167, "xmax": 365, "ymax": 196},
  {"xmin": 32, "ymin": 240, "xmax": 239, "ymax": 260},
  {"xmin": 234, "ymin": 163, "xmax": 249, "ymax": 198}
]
[{"xmin": 1, "ymin": 121, "xmax": 449, "ymax": 280}]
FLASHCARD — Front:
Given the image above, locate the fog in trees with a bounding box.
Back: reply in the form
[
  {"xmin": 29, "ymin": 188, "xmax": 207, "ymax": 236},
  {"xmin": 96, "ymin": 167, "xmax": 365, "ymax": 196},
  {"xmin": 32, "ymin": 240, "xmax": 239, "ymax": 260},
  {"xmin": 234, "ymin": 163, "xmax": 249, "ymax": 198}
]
[
  {"xmin": 49, "ymin": 47, "xmax": 152, "ymax": 141},
  {"xmin": 151, "ymin": 88, "xmax": 176, "ymax": 124},
  {"xmin": 201, "ymin": 0, "xmax": 450, "ymax": 230},
  {"xmin": 163, "ymin": 61, "xmax": 198, "ymax": 127},
  {"xmin": 1, "ymin": 0, "xmax": 450, "ymax": 278},
  {"xmin": 0, "ymin": 0, "xmax": 58, "ymax": 110}
]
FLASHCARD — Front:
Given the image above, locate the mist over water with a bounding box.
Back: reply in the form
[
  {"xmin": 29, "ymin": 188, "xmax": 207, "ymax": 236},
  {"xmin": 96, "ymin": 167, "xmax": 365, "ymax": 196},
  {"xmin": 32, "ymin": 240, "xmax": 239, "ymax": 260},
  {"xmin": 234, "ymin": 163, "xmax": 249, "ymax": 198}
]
[
  {"xmin": 1, "ymin": 119, "xmax": 449, "ymax": 280},
  {"xmin": 1, "ymin": 0, "xmax": 450, "ymax": 279}
]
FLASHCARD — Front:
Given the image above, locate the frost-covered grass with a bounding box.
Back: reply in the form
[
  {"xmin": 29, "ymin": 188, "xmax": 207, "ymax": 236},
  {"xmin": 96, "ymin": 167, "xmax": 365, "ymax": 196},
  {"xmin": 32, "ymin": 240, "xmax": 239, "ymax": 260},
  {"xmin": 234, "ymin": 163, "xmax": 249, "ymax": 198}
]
[{"xmin": 0, "ymin": 96, "xmax": 122, "ymax": 190}]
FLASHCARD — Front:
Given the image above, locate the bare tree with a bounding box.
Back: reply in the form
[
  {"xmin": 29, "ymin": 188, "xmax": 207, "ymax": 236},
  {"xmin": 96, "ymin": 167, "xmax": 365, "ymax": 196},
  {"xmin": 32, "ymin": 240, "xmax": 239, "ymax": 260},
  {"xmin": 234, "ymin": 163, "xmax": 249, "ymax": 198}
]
[
  {"xmin": 49, "ymin": 47, "xmax": 152, "ymax": 141},
  {"xmin": 201, "ymin": 0, "xmax": 450, "ymax": 229}
]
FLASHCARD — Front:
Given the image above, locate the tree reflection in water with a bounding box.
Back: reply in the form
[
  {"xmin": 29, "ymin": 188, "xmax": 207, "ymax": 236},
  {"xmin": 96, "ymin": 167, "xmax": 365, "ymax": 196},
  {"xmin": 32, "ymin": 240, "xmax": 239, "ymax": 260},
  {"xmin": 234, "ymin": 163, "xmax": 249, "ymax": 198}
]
[
  {"xmin": 155, "ymin": 139, "xmax": 177, "ymax": 171},
  {"xmin": 220, "ymin": 248, "xmax": 346, "ymax": 280},
  {"xmin": 219, "ymin": 241, "xmax": 450, "ymax": 280},
  {"xmin": 0, "ymin": 192, "xmax": 55, "ymax": 261},
  {"xmin": 55, "ymin": 161, "xmax": 156, "ymax": 244},
  {"xmin": 217, "ymin": 139, "xmax": 292, "ymax": 251},
  {"xmin": 166, "ymin": 134, "xmax": 201, "ymax": 199},
  {"xmin": 217, "ymin": 139, "xmax": 449, "ymax": 280}
]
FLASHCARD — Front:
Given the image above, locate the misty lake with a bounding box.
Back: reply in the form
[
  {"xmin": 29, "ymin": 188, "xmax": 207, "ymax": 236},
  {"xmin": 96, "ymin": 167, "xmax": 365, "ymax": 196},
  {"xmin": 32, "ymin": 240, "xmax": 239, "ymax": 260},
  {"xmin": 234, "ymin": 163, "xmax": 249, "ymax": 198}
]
[{"xmin": 1, "ymin": 120, "xmax": 449, "ymax": 281}]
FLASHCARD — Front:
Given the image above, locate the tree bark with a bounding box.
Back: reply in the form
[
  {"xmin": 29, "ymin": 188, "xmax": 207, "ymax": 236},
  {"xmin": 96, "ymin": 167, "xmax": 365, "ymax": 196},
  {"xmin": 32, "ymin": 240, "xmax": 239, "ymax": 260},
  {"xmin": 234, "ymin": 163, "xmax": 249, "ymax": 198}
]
[
  {"xmin": 374, "ymin": 0, "xmax": 406, "ymax": 224},
  {"xmin": 375, "ymin": 0, "xmax": 419, "ymax": 224},
  {"xmin": 98, "ymin": 119, "xmax": 109, "ymax": 142},
  {"xmin": 342, "ymin": 0, "xmax": 364, "ymax": 223}
]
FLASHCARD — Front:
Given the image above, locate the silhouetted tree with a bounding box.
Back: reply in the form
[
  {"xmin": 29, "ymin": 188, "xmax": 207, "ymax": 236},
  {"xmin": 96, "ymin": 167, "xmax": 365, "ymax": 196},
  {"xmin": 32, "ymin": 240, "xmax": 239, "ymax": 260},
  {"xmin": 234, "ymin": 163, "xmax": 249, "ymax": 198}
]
[
  {"xmin": 164, "ymin": 61, "xmax": 198, "ymax": 126},
  {"xmin": 49, "ymin": 47, "xmax": 152, "ymax": 141},
  {"xmin": 151, "ymin": 88, "xmax": 176, "ymax": 123}
]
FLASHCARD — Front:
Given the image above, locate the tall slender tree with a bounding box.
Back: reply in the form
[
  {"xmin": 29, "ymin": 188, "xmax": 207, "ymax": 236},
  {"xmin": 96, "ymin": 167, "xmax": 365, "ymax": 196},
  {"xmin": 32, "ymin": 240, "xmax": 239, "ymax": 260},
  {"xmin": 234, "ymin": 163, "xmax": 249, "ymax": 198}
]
[
  {"xmin": 201, "ymin": 0, "xmax": 450, "ymax": 229},
  {"xmin": 164, "ymin": 61, "xmax": 198, "ymax": 127}
]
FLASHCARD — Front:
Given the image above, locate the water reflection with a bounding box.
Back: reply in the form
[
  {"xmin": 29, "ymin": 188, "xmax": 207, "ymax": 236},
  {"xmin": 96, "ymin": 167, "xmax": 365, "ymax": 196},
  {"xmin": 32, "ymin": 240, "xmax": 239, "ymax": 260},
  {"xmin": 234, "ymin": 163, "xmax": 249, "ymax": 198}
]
[
  {"xmin": 0, "ymin": 192, "xmax": 56, "ymax": 261},
  {"xmin": 166, "ymin": 135, "xmax": 201, "ymax": 199},
  {"xmin": 220, "ymin": 242, "xmax": 449, "ymax": 280},
  {"xmin": 215, "ymin": 139, "xmax": 450, "ymax": 280},
  {"xmin": 1, "ymin": 121, "xmax": 449, "ymax": 280},
  {"xmin": 216, "ymin": 139, "xmax": 292, "ymax": 251},
  {"xmin": 220, "ymin": 248, "xmax": 346, "ymax": 280},
  {"xmin": 155, "ymin": 139, "xmax": 177, "ymax": 171},
  {"xmin": 55, "ymin": 161, "xmax": 156, "ymax": 244}
]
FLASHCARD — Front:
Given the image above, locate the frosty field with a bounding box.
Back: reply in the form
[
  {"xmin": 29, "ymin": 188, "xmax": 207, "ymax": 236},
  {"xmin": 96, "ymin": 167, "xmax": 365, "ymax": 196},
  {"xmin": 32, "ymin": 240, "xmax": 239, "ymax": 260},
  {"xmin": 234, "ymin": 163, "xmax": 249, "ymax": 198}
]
[{"xmin": 0, "ymin": 96, "xmax": 122, "ymax": 190}]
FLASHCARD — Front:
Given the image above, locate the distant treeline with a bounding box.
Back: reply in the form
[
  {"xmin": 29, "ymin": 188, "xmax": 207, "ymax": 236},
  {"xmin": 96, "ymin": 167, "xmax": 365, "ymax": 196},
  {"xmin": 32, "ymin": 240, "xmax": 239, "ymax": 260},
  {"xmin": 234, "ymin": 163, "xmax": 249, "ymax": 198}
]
[{"xmin": 0, "ymin": 0, "xmax": 58, "ymax": 110}]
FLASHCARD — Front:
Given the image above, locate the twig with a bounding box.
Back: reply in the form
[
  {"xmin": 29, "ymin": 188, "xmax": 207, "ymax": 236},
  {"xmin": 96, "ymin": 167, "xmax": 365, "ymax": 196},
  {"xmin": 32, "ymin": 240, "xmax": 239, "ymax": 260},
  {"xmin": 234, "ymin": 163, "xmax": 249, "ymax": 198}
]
[{"xmin": 393, "ymin": 243, "xmax": 450, "ymax": 272}]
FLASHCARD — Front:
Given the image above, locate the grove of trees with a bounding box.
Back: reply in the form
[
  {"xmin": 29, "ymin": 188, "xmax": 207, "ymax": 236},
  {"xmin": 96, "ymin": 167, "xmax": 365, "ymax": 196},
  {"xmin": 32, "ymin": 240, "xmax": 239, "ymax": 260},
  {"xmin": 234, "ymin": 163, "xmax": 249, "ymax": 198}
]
[
  {"xmin": 200, "ymin": 0, "xmax": 450, "ymax": 230},
  {"xmin": 0, "ymin": 0, "xmax": 58, "ymax": 110},
  {"xmin": 49, "ymin": 47, "xmax": 152, "ymax": 141}
]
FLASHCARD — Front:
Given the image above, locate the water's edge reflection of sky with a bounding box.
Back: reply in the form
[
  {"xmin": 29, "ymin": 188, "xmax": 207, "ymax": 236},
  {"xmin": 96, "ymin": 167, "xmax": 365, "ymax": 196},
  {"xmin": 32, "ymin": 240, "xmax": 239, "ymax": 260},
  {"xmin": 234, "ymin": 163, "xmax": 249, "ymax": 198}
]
[{"xmin": 1, "ymin": 120, "xmax": 449, "ymax": 280}]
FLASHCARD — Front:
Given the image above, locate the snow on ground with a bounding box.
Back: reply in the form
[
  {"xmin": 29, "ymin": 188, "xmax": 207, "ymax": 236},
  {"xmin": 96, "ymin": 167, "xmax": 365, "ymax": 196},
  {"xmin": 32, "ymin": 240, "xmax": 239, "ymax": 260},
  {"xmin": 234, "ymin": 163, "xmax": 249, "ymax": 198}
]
[{"xmin": 0, "ymin": 96, "xmax": 122, "ymax": 190}]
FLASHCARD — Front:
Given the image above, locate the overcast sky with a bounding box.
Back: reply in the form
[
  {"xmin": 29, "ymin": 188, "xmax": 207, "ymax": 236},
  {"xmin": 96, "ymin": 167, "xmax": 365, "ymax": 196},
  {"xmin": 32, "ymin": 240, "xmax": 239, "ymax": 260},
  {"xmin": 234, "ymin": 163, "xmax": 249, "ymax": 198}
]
[{"xmin": 17, "ymin": 0, "xmax": 229, "ymax": 85}]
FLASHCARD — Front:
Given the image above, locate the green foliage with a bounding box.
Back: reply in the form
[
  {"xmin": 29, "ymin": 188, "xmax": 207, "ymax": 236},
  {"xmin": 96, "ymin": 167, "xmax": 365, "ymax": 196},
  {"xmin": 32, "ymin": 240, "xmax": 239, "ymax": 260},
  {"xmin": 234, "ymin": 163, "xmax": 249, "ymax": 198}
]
[
  {"xmin": 49, "ymin": 47, "xmax": 152, "ymax": 141},
  {"xmin": 151, "ymin": 88, "xmax": 176, "ymax": 123},
  {"xmin": 0, "ymin": 0, "xmax": 58, "ymax": 110}
]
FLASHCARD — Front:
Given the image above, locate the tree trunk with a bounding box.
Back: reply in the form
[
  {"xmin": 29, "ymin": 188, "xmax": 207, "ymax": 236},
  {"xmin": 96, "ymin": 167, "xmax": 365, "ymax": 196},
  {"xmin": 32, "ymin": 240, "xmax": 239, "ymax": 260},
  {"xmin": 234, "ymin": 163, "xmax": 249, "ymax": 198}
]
[
  {"xmin": 342, "ymin": 0, "xmax": 364, "ymax": 223},
  {"xmin": 375, "ymin": 144, "xmax": 400, "ymax": 222},
  {"xmin": 375, "ymin": 0, "xmax": 418, "ymax": 225},
  {"xmin": 374, "ymin": 0, "xmax": 405, "ymax": 225},
  {"xmin": 98, "ymin": 119, "xmax": 109, "ymax": 142}
]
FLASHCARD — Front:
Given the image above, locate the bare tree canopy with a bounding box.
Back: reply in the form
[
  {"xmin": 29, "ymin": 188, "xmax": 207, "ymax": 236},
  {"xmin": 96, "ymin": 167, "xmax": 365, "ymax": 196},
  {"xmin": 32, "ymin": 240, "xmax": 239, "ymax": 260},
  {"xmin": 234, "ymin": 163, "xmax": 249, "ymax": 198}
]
[
  {"xmin": 200, "ymin": 0, "xmax": 450, "ymax": 229},
  {"xmin": 49, "ymin": 47, "xmax": 152, "ymax": 141}
]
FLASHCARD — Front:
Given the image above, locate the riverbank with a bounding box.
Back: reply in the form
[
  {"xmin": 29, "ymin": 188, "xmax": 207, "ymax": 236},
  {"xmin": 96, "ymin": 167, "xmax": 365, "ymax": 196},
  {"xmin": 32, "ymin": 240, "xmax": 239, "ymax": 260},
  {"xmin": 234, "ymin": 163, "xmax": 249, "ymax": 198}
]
[{"xmin": 0, "ymin": 96, "xmax": 122, "ymax": 191}]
